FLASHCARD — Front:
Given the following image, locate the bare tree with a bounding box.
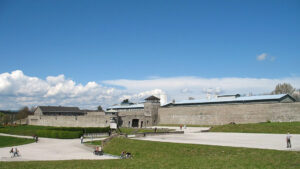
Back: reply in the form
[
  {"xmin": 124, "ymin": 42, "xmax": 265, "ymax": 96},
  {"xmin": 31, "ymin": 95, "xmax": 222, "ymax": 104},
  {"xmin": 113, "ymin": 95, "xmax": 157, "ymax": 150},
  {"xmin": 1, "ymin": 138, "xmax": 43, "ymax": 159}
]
[
  {"xmin": 271, "ymin": 83, "xmax": 295, "ymax": 95},
  {"xmin": 271, "ymin": 83, "xmax": 300, "ymax": 101},
  {"xmin": 16, "ymin": 106, "xmax": 32, "ymax": 120}
]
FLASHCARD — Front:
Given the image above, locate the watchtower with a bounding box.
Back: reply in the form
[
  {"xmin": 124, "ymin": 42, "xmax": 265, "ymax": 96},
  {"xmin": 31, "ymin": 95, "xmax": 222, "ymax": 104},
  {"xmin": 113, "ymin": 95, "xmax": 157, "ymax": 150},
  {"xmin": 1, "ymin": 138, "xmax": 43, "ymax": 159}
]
[{"xmin": 144, "ymin": 95, "xmax": 160, "ymax": 126}]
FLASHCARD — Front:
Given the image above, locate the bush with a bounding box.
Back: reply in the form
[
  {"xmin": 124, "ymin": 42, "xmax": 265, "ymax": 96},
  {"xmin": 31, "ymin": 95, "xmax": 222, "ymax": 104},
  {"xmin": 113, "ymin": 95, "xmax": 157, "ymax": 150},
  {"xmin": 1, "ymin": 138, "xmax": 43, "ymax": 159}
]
[
  {"xmin": 0, "ymin": 125, "xmax": 110, "ymax": 139},
  {"xmin": 50, "ymin": 126, "xmax": 110, "ymax": 133}
]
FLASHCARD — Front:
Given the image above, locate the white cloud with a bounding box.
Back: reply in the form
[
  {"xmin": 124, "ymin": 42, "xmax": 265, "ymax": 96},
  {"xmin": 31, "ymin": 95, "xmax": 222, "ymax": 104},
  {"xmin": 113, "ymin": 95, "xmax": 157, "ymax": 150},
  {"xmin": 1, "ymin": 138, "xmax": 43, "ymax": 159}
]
[
  {"xmin": 1, "ymin": 70, "xmax": 300, "ymax": 110},
  {"xmin": 104, "ymin": 76, "xmax": 300, "ymax": 101},
  {"xmin": 257, "ymin": 53, "xmax": 267, "ymax": 61},
  {"xmin": 0, "ymin": 70, "xmax": 120, "ymax": 110}
]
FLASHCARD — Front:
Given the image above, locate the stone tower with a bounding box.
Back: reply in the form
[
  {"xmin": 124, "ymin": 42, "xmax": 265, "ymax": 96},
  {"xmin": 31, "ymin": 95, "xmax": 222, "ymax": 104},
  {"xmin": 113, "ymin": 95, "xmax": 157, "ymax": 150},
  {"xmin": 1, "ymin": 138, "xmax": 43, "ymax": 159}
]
[{"xmin": 144, "ymin": 95, "xmax": 160, "ymax": 126}]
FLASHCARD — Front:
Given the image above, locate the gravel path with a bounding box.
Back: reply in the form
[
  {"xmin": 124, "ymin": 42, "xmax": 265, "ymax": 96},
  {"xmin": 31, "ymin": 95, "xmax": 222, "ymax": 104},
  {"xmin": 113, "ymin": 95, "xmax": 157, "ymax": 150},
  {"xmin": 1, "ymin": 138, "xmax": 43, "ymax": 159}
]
[
  {"xmin": 136, "ymin": 127, "xmax": 300, "ymax": 151},
  {"xmin": 0, "ymin": 133, "xmax": 119, "ymax": 161}
]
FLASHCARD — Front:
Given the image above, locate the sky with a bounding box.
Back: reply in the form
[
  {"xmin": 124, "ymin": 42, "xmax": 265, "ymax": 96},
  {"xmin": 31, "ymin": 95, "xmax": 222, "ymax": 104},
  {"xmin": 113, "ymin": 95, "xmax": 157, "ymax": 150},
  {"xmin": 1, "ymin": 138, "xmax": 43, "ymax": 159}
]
[{"xmin": 0, "ymin": 0, "xmax": 299, "ymax": 110}]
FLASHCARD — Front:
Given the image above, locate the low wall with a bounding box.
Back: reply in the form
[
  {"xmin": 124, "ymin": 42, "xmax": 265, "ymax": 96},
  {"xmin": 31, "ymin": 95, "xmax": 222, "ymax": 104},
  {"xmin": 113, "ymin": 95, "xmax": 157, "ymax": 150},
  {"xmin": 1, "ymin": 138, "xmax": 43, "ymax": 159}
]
[
  {"xmin": 28, "ymin": 115, "xmax": 111, "ymax": 127},
  {"xmin": 158, "ymin": 102, "xmax": 300, "ymax": 125}
]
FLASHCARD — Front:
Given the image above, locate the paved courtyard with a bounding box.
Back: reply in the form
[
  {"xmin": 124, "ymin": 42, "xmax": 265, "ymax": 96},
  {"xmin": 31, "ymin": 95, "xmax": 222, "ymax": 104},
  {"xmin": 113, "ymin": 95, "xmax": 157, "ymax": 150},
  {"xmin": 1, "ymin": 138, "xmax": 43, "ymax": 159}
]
[
  {"xmin": 0, "ymin": 133, "xmax": 118, "ymax": 161},
  {"xmin": 1, "ymin": 127, "xmax": 299, "ymax": 161},
  {"xmin": 136, "ymin": 127, "xmax": 300, "ymax": 151}
]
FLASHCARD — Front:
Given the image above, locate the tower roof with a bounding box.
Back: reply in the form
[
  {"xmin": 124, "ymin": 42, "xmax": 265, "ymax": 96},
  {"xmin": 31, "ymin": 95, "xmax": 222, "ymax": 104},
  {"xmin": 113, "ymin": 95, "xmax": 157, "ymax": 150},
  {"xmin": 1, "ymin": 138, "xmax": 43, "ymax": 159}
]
[{"xmin": 145, "ymin": 95, "xmax": 160, "ymax": 101}]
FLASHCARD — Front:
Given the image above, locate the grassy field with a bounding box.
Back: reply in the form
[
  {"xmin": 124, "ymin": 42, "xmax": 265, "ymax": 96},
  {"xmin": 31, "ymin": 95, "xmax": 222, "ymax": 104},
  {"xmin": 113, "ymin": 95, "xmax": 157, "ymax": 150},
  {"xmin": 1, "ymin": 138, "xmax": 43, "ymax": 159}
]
[
  {"xmin": 0, "ymin": 125, "xmax": 109, "ymax": 139},
  {"xmin": 0, "ymin": 136, "xmax": 35, "ymax": 148},
  {"xmin": 1, "ymin": 137, "xmax": 300, "ymax": 169},
  {"xmin": 210, "ymin": 122, "xmax": 300, "ymax": 134}
]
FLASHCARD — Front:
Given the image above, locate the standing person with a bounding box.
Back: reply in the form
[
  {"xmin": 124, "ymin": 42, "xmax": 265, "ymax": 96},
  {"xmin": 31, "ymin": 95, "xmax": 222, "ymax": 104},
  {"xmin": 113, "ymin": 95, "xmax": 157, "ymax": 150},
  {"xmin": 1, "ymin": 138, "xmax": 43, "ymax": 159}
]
[
  {"xmin": 9, "ymin": 148, "xmax": 14, "ymax": 158},
  {"xmin": 35, "ymin": 135, "xmax": 38, "ymax": 143},
  {"xmin": 180, "ymin": 125, "xmax": 183, "ymax": 130},
  {"xmin": 14, "ymin": 148, "xmax": 19, "ymax": 157},
  {"xmin": 287, "ymin": 132, "xmax": 292, "ymax": 148},
  {"xmin": 154, "ymin": 127, "xmax": 157, "ymax": 133},
  {"xmin": 80, "ymin": 136, "xmax": 84, "ymax": 144}
]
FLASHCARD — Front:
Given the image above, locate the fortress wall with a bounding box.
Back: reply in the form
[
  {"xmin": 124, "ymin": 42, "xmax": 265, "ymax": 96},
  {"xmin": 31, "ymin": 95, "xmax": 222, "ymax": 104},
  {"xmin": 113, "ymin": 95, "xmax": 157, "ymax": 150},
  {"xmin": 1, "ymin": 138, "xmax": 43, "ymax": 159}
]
[
  {"xmin": 28, "ymin": 115, "xmax": 111, "ymax": 127},
  {"xmin": 117, "ymin": 110, "xmax": 151, "ymax": 127},
  {"xmin": 158, "ymin": 102, "xmax": 300, "ymax": 125}
]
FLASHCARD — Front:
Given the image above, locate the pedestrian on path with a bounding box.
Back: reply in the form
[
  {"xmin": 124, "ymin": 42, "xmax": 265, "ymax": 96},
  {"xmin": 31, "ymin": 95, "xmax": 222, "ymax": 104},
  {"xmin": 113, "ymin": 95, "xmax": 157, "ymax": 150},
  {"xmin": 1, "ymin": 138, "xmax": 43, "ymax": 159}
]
[
  {"xmin": 35, "ymin": 135, "xmax": 38, "ymax": 143},
  {"xmin": 9, "ymin": 148, "xmax": 14, "ymax": 158},
  {"xmin": 287, "ymin": 132, "xmax": 292, "ymax": 148},
  {"xmin": 80, "ymin": 136, "xmax": 84, "ymax": 144}
]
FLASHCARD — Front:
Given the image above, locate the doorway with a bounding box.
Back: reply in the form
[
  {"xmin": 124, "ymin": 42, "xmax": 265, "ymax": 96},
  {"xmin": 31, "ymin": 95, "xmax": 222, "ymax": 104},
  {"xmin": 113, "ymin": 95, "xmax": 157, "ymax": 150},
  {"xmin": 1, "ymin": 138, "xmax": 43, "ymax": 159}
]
[{"xmin": 132, "ymin": 119, "xmax": 139, "ymax": 128}]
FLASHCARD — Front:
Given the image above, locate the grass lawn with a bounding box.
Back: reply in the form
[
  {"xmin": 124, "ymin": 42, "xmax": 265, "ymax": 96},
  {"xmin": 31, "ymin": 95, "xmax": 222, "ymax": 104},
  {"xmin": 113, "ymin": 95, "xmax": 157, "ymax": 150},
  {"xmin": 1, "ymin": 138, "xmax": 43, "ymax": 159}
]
[
  {"xmin": 210, "ymin": 122, "xmax": 300, "ymax": 134},
  {"xmin": 0, "ymin": 136, "xmax": 35, "ymax": 148},
  {"xmin": 1, "ymin": 137, "xmax": 299, "ymax": 169}
]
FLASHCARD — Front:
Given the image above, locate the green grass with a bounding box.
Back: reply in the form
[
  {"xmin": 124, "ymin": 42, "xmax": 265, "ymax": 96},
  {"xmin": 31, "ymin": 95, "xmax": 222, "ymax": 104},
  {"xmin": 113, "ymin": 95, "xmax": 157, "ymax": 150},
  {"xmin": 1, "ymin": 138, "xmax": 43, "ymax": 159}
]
[
  {"xmin": 210, "ymin": 122, "xmax": 300, "ymax": 134},
  {"xmin": 118, "ymin": 127, "xmax": 172, "ymax": 135},
  {"xmin": 0, "ymin": 136, "xmax": 35, "ymax": 148},
  {"xmin": 1, "ymin": 137, "xmax": 299, "ymax": 169},
  {"xmin": 85, "ymin": 140, "xmax": 102, "ymax": 146},
  {"xmin": 0, "ymin": 125, "xmax": 109, "ymax": 139}
]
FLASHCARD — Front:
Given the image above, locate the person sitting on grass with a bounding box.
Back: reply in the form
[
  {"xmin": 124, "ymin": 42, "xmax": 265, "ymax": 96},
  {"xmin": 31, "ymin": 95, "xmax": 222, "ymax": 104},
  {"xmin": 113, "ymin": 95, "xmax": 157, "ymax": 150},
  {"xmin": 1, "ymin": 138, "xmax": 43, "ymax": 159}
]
[
  {"xmin": 120, "ymin": 151, "xmax": 126, "ymax": 159},
  {"xmin": 94, "ymin": 146, "xmax": 103, "ymax": 156},
  {"xmin": 126, "ymin": 152, "xmax": 132, "ymax": 159}
]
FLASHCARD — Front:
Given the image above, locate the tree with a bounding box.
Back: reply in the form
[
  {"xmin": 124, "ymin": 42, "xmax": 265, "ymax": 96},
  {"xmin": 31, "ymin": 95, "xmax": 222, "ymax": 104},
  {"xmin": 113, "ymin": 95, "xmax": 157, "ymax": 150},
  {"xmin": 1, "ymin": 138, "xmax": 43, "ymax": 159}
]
[
  {"xmin": 188, "ymin": 97, "xmax": 195, "ymax": 100},
  {"xmin": 97, "ymin": 106, "xmax": 103, "ymax": 111},
  {"xmin": 271, "ymin": 83, "xmax": 300, "ymax": 102},
  {"xmin": 271, "ymin": 83, "xmax": 295, "ymax": 95},
  {"xmin": 121, "ymin": 99, "xmax": 129, "ymax": 104},
  {"xmin": 0, "ymin": 112, "xmax": 10, "ymax": 125},
  {"xmin": 16, "ymin": 106, "xmax": 32, "ymax": 120}
]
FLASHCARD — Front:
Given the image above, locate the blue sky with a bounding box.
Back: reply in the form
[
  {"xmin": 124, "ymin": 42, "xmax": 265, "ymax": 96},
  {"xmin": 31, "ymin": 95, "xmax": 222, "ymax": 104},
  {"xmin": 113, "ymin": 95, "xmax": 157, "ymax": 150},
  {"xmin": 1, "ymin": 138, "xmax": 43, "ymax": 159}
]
[{"xmin": 0, "ymin": 0, "xmax": 299, "ymax": 109}]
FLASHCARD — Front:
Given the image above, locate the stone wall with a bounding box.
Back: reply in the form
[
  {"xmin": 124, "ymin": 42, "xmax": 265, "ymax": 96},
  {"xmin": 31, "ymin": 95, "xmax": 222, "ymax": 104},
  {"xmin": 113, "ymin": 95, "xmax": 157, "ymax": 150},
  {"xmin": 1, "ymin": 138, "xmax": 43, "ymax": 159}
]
[
  {"xmin": 158, "ymin": 102, "xmax": 300, "ymax": 125},
  {"xmin": 28, "ymin": 115, "xmax": 111, "ymax": 127},
  {"xmin": 117, "ymin": 110, "xmax": 152, "ymax": 128}
]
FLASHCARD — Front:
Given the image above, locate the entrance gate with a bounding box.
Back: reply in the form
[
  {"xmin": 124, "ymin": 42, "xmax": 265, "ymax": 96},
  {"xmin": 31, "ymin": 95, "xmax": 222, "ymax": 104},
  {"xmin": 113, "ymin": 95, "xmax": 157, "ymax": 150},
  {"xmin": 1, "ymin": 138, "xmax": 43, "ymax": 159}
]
[{"xmin": 132, "ymin": 119, "xmax": 139, "ymax": 128}]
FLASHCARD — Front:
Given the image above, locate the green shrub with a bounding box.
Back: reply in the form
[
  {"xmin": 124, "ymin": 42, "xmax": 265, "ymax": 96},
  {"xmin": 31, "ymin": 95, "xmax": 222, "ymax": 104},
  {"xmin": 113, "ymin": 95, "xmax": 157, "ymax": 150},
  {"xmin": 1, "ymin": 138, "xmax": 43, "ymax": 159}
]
[{"xmin": 50, "ymin": 126, "xmax": 110, "ymax": 133}]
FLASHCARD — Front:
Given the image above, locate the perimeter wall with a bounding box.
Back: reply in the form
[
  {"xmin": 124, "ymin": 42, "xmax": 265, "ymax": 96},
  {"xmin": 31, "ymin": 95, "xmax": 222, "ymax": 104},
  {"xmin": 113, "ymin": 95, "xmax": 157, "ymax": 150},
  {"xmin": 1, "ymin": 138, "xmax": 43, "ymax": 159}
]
[
  {"xmin": 158, "ymin": 102, "xmax": 300, "ymax": 125},
  {"xmin": 28, "ymin": 115, "xmax": 111, "ymax": 127}
]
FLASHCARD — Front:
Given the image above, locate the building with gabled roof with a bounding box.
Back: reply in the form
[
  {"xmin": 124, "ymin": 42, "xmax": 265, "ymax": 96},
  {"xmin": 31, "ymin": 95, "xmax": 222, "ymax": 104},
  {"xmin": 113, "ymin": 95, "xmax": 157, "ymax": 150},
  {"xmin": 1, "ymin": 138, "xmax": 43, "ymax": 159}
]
[{"xmin": 28, "ymin": 94, "xmax": 300, "ymax": 127}]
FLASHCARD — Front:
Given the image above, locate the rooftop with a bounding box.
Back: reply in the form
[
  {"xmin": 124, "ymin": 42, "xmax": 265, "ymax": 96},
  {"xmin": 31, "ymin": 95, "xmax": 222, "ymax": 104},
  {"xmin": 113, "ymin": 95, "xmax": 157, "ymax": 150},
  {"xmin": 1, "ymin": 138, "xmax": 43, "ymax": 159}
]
[
  {"xmin": 164, "ymin": 94, "xmax": 294, "ymax": 107},
  {"xmin": 38, "ymin": 106, "xmax": 82, "ymax": 112}
]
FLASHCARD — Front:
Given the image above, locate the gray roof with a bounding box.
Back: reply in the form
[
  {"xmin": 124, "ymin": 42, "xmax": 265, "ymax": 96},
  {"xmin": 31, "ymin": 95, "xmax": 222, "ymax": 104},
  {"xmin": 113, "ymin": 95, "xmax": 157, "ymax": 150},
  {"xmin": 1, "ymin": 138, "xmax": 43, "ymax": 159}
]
[
  {"xmin": 145, "ymin": 95, "xmax": 160, "ymax": 100},
  {"xmin": 163, "ymin": 94, "xmax": 295, "ymax": 107},
  {"xmin": 38, "ymin": 106, "xmax": 82, "ymax": 112},
  {"xmin": 107, "ymin": 103, "xmax": 144, "ymax": 110}
]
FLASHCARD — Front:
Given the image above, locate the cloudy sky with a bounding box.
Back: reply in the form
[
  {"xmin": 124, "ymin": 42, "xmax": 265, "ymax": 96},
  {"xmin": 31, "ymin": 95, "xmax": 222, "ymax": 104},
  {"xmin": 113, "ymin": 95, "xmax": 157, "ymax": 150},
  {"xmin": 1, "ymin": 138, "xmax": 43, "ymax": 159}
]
[{"xmin": 0, "ymin": 0, "xmax": 299, "ymax": 110}]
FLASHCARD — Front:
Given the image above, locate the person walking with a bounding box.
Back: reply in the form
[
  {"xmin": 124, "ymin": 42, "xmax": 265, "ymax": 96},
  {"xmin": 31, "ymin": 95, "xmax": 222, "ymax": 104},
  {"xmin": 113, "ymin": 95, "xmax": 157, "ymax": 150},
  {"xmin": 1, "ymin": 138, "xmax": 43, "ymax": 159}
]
[
  {"xmin": 9, "ymin": 148, "xmax": 14, "ymax": 158},
  {"xmin": 80, "ymin": 136, "xmax": 84, "ymax": 144},
  {"xmin": 287, "ymin": 132, "xmax": 292, "ymax": 148},
  {"xmin": 35, "ymin": 135, "xmax": 38, "ymax": 143}
]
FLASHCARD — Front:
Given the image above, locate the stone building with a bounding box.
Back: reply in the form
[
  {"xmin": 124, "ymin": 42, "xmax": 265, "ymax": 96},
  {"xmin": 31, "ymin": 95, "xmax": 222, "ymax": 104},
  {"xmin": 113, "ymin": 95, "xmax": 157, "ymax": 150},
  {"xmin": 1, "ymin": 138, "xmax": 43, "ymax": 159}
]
[{"xmin": 28, "ymin": 94, "xmax": 300, "ymax": 127}]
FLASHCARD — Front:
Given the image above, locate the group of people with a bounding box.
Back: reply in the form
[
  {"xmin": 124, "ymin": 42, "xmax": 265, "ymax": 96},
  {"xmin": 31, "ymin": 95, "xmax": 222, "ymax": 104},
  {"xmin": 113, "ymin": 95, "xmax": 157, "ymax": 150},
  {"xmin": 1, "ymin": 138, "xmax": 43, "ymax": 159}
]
[
  {"xmin": 9, "ymin": 148, "xmax": 20, "ymax": 158},
  {"xmin": 120, "ymin": 151, "xmax": 132, "ymax": 159},
  {"xmin": 94, "ymin": 146, "xmax": 103, "ymax": 156}
]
